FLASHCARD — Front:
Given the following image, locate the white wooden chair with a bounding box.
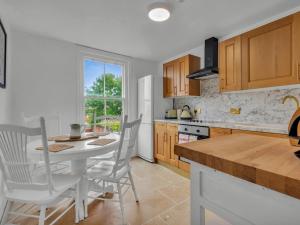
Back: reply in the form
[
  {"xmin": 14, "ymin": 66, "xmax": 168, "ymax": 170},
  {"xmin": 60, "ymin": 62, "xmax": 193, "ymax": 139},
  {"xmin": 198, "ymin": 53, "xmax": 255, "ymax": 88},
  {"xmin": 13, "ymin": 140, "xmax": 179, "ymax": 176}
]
[
  {"xmin": 93, "ymin": 114, "xmax": 122, "ymax": 133},
  {"xmin": 86, "ymin": 114, "xmax": 142, "ymax": 225},
  {"xmin": 22, "ymin": 113, "xmax": 70, "ymax": 174},
  {"xmin": 0, "ymin": 117, "xmax": 81, "ymax": 225},
  {"xmin": 22, "ymin": 113, "xmax": 62, "ymax": 138},
  {"xmin": 87, "ymin": 114, "xmax": 124, "ymax": 168}
]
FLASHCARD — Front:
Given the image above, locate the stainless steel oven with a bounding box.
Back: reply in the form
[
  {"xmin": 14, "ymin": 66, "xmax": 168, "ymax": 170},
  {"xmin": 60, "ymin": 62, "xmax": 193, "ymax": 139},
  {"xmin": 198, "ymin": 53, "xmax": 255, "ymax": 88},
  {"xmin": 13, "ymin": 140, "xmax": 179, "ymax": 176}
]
[{"xmin": 178, "ymin": 124, "xmax": 209, "ymax": 163}]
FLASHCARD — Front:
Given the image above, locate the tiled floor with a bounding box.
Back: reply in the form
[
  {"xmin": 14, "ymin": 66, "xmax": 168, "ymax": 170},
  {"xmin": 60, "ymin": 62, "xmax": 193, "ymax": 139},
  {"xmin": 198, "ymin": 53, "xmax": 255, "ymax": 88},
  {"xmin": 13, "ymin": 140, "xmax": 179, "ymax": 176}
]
[{"xmin": 9, "ymin": 158, "xmax": 231, "ymax": 225}]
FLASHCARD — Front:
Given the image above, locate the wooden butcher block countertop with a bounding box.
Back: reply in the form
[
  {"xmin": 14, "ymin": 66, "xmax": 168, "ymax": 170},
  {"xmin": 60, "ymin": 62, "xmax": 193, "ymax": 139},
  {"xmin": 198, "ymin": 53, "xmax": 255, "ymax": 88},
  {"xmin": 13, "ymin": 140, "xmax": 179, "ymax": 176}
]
[{"xmin": 174, "ymin": 133, "xmax": 300, "ymax": 200}]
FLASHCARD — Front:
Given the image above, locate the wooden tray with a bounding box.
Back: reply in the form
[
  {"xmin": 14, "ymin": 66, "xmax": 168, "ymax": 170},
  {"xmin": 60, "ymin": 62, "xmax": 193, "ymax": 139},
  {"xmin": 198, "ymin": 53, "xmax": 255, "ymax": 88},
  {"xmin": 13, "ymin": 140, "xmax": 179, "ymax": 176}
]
[
  {"xmin": 48, "ymin": 132, "xmax": 109, "ymax": 142},
  {"xmin": 36, "ymin": 144, "xmax": 74, "ymax": 152}
]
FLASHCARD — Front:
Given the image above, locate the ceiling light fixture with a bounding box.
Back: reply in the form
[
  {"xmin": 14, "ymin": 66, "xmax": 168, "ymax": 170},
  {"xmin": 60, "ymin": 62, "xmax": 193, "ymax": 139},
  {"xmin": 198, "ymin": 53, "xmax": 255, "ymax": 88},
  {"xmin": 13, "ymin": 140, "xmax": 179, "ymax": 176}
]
[{"xmin": 148, "ymin": 2, "xmax": 171, "ymax": 22}]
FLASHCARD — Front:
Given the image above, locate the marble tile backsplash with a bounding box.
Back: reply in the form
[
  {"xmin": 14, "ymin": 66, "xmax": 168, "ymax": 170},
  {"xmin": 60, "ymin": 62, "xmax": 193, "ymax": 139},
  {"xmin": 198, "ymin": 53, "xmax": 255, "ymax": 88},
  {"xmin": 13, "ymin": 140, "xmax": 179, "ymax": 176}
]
[{"xmin": 175, "ymin": 78, "xmax": 300, "ymax": 126}]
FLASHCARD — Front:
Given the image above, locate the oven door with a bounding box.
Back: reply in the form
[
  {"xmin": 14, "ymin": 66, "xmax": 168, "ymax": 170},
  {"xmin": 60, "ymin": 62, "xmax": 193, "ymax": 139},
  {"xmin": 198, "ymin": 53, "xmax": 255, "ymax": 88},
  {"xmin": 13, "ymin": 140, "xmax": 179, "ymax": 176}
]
[
  {"xmin": 178, "ymin": 132, "xmax": 208, "ymax": 144},
  {"xmin": 177, "ymin": 131, "xmax": 209, "ymax": 164}
]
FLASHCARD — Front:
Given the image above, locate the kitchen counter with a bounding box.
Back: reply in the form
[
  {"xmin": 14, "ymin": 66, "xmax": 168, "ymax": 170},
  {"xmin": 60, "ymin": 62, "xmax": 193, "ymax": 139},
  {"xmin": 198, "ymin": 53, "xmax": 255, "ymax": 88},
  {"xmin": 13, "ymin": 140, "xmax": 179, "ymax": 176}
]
[
  {"xmin": 175, "ymin": 133, "xmax": 300, "ymax": 199},
  {"xmin": 175, "ymin": 134, "xmax": 300, "ymax": 225},
  {"xmin": 154, "ymin": 119, "xmax": 288, "ymax": 134}
]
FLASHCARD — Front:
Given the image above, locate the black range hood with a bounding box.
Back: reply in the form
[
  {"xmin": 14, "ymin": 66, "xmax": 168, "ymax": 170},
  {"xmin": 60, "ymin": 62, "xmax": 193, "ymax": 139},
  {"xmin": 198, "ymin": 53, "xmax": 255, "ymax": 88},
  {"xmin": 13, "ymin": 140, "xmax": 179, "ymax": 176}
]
[{"xmin": 187, "ymin": 37, "xmax": 219, "ymax": 79}]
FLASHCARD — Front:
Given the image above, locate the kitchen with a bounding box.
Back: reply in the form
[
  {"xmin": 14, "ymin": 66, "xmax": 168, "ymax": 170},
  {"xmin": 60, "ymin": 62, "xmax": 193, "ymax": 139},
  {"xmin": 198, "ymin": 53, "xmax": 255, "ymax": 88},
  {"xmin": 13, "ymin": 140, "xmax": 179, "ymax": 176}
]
[
  {"xmin": 1, "ymin": 1, "xmax": 300, "ymax": 225},
  {"xmin": 150, "ymin": 8, "xmax": 300, "ymax": 225}
]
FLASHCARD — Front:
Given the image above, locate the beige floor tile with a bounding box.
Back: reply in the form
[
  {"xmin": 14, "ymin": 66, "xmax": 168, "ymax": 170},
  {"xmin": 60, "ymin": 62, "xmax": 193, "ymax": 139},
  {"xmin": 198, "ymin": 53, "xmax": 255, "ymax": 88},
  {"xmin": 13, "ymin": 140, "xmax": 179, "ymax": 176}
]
[
  {"xmin": 155, "ymin": 167, "xmax": 189, "ymax": 184},
  {"xmin": 160, "ymin": 199, "xmax": 190, "ymax": 225},
  {"xmin": 159, "ymin": 181, "xmax": 190, "ymax": 203},
  {"xmin": 133, "ymin": 173, "xmax": 173, "ymax": 192},
  {"xmin": 124, "ymin": 190, "xmax": 174, "ymax": 225},
  {"xmin": 143, "ymin": 216, "xmax": 168, "ymax": 225}
]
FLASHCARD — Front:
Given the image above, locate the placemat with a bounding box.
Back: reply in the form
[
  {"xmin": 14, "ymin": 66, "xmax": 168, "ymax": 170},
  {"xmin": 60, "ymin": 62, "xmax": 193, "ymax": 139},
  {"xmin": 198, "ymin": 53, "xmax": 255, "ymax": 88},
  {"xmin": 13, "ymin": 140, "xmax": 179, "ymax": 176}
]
[
  {"xmin": 36, "ymin": 144, "xmax": 74, "ymax": 152},
  {"xmin": 88, "ymin": 138, "xmax": 116, "ymax": 146},
  {"xmin": 48, "ymin": 132, "xmax": 110, "ymax": 142}
]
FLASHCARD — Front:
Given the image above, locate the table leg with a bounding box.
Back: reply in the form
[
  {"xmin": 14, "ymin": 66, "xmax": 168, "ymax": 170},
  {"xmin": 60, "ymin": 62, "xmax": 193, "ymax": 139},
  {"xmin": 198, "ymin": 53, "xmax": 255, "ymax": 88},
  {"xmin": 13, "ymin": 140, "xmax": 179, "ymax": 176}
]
[{"xmin": 71, "ymin": 159, "xmax": 88, "ymax": 220}]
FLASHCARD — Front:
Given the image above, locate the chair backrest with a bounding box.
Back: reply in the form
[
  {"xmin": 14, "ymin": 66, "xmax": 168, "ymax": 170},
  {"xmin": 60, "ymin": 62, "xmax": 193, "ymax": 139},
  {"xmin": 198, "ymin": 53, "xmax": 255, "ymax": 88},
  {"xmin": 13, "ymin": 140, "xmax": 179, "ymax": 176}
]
[
  {"xmin": 22, "ymin": 112, "xmax": 62, "ymax": 137},
  {"xmin": 112, "ymin": 114, "xmax": 142, "ymax": 176},
  {"xmin": 93, "ymin": 114, "xmax": 123, "ymax": 132},
  {"xmin": 0, "ymin": 117, "xmax": 54, "ymax": 194}
]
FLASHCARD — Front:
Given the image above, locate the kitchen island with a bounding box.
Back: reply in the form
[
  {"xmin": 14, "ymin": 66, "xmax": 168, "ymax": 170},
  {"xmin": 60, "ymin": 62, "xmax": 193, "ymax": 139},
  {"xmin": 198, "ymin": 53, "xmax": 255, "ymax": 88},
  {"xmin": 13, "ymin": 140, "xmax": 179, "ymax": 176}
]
[{"xmin": 175, "ymin": 133, "xmax": 300, "ymax": 225}]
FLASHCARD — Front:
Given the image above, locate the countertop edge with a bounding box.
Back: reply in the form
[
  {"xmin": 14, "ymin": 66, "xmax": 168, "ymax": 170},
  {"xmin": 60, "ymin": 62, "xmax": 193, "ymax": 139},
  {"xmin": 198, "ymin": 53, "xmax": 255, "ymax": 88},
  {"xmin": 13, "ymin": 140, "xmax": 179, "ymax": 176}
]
[{"xmin": 154, "ymin": 119, "xmax": 288, "ymax": 134}]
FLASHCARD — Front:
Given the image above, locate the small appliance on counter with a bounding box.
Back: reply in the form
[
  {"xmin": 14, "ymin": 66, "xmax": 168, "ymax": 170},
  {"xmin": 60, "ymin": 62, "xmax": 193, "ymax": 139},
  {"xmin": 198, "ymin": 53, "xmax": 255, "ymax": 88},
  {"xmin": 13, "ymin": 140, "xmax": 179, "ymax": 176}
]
[
  {"xmin": 180, "ymin": 105, "xmax": 192, "ymax": 120},
  {"xmin": 165, "ymin": 98, "xmax": 178, "ymax": 119},
  {"xmin": 165, "ymin": 109, "xmax": 177, "ymax": 119},
  {"xmin": 288, "ymin": 107, "xmax": 300, "ymax": 147}
]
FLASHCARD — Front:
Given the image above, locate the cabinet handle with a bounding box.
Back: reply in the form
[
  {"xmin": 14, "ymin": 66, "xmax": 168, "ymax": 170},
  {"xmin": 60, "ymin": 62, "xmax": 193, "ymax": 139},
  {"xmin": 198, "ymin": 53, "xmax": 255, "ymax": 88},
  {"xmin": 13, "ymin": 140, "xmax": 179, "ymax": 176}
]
[
  {"xmin": 174, "ymin": 87, "xmax": 177, "ymax": 95},
  {"xmin": 175, "ymin": 134, "xmax": 178, "ymax": 144},
  {"xmin": 164, "ymin": 132, "xmax": 167, "ymax": 142}
]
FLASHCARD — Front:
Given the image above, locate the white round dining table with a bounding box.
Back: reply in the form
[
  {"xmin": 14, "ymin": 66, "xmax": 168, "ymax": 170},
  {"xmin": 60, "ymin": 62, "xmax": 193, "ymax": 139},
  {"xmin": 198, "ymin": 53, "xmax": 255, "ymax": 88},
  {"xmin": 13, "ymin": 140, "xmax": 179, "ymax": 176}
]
[{"xmin": 27, "ymin": 133, "xmax": 120, "ymax": 221}]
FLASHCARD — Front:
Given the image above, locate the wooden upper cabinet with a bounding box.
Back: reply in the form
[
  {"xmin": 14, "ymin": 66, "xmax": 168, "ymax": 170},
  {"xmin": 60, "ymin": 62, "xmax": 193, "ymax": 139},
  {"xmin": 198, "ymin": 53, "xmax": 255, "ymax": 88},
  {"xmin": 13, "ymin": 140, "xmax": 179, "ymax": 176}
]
[
  {"xmin": 176, "ymin": 57, "xmax": 188, "ymax": 96},
  {"xmin": 219, "ymin": 36, "xmax": 242, "ymax": 92},
  {"xmin": 163, "ymin": 55, "xmax": 200, "ymax": 97},
  {"xmin": 163, "ymin": 61, "xmax": 177, "ymax": 97},
  {"xmin": 241, "ymin": 13, "xmax": 300, "ymax": 89}
]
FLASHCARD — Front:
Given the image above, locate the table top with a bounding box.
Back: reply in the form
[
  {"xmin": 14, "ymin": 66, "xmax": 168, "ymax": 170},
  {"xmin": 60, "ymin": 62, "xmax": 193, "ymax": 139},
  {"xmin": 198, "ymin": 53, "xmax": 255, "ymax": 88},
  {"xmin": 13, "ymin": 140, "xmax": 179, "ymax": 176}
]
[
  {"xmin": 28, "ymin": 133, "xmax": 120, "ymax": 162},
  {"xmin": 174, "ymin": 133, "xmax": 300, "ymax": 200}
]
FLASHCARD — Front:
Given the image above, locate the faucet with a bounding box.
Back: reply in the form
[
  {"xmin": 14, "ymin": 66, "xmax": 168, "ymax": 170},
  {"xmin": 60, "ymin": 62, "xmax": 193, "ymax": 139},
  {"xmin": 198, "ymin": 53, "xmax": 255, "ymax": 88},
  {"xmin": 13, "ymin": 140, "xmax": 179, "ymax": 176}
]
[{"xmin": 282, "ymin": 95, "xmax": 299, "ymax": 108}]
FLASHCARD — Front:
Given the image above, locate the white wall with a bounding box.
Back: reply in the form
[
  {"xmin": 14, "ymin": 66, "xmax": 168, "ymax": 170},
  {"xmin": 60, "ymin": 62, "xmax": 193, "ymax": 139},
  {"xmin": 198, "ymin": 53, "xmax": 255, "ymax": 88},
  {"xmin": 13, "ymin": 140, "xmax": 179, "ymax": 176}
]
[
  {"xmin": 0, "ymin": 17, "xmax": 11, "ymax": 124},
  {"xmin": 7, "ymin": 27, "xmax": 158, "ymax": 133},
  {"xmin": 9, "ymin": 28, "xmax": 79, "ymax": 133}
]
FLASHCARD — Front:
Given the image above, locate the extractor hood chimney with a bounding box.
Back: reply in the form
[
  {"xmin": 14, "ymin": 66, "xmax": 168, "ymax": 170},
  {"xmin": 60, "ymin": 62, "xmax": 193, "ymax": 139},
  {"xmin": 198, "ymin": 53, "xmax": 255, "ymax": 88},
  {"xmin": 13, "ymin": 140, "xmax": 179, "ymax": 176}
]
[{"xmin": 187, "ymin": 37, "xmax": 218, "ymax": 79}]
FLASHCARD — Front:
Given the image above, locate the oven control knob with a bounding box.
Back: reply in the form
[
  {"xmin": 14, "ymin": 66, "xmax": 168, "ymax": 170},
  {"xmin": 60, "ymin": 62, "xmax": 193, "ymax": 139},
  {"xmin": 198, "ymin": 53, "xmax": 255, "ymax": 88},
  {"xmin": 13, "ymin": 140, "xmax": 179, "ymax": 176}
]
[
  {"xmin": 184, "ymin": 128, "xmax": 188, "ymax": 131},
  {"xmin": 196, "ymin": 129, "xmax": 200, "ymax": 133}
]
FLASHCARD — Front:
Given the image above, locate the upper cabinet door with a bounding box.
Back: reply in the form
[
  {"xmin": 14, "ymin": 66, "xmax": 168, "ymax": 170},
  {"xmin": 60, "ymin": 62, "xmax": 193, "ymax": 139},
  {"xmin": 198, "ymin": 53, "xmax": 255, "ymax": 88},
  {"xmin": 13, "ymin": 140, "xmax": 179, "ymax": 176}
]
[
  {"xmin": 219, "ymin": 36, "xmax": 242, "ymax": 92},
  {"xmin": 241, "ymin": 15, "xmax": 299, "ymax": 89},
  {"xmin": 176, "ymin": 56, "xmax": 189, "ymax": 96},
  {"xmin": 163, "ymin": 61, "xmax": 177, "ymax": 97},
  {"xmin": 293, "ymin": 12, "xmax": 300, "ymax": 82},
  {"xmin": 163, "ymin": 55, "xmax": 200, "ymax": 98}
]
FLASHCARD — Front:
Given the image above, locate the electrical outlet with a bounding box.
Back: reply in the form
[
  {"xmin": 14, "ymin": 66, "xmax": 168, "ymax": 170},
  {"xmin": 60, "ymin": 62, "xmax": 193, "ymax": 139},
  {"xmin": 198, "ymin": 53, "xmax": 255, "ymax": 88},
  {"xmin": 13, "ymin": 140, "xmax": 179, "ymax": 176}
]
[
  {"xmin": 195, "ymin": 108, "xmax": 201, "ymax": 114},
  {"xmin": 230, "ymin": 107, "xmax": 241, "ymax": 115}
]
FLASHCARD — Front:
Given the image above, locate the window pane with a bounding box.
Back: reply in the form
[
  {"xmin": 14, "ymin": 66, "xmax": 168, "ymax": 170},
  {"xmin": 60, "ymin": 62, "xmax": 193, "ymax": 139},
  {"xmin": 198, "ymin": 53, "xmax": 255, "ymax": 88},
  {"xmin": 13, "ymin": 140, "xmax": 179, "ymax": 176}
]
[
  {"xmin": 84, "ymin": 98, "xmax": 104, "ymax": 129},
  {"xmin": 106, "ymin": 99, "xmax": 122, "ymax": 116},
  {"xmin": 105, "ymin": 99, "xmax": 122, "ymax": 132},
  {"xmin": 83, "ymin": 58, "xmax": 123, "ymax": 133},
  {"xmin": 104, "ymin": 63, "xmax": 122, "ymax": 97},
  {"xmin": 84, "ymin": 59, "xmax": 105, "ymax": 97}
]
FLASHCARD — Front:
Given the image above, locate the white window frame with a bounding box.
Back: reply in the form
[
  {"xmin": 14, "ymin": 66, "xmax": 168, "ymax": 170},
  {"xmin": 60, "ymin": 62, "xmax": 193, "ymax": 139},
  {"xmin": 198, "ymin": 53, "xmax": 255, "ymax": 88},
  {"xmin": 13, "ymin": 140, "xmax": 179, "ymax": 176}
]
[{"xmin": 77, "ymin": 50, "xmax": 129, "ymax": 125}]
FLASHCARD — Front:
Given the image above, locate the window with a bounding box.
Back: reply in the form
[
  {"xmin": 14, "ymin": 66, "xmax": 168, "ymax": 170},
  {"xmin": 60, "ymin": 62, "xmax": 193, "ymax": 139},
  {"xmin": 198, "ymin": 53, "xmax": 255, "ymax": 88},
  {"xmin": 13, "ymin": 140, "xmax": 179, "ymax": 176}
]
[{"xmin": 83, "ymin": 58, "xmax": 123, "ymax": 132}]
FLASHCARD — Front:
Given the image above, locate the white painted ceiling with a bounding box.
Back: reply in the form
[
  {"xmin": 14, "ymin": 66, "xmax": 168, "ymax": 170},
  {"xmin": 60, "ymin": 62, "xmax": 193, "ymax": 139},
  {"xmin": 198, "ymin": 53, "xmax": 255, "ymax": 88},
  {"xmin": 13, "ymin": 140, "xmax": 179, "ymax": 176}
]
[{"xmin": 1, "ymin": 0, "xmax": 300, "ymax": 61}]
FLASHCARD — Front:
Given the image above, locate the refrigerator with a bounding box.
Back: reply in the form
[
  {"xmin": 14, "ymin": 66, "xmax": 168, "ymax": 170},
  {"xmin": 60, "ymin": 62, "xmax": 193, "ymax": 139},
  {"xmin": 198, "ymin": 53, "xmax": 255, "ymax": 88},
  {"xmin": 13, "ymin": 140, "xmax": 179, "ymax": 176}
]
[{"xmin": 137, "ymin": 75, "xmax": 154, "ymax": 162}]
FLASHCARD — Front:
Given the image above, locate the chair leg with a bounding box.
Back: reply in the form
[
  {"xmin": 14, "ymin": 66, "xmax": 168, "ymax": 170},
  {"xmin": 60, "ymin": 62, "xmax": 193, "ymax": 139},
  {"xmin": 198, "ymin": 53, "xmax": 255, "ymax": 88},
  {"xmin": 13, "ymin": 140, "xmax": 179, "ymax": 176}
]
[
  {"xmin": 128, "ymin": 170, "xmax": 139, "ymax": 202},
  {"xmin": 117, "ymin": 182, "xmax": 125, "ymax": 225},
  {"xmin": 0, "ymin": 200, "xmax": 11, "ymax": 225},
  {"xmin": 75, "ymin": 183, "xmax": 80, "ymax": 223},
  {"xmin": 84, "ymin": 199, "xmax": 88, "ymax": 218},
  {"xmin": 38, "ymin": 206, "xmax": 46, "ymax": 225}
]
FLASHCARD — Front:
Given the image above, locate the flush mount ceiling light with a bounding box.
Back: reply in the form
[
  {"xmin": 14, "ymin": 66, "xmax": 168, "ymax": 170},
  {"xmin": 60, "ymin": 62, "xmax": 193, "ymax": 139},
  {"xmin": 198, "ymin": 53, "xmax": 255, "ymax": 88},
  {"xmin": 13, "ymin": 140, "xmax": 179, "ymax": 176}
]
[{"xmin": 148, "ymin": 2, "xmax": 171, "ymax": 22}]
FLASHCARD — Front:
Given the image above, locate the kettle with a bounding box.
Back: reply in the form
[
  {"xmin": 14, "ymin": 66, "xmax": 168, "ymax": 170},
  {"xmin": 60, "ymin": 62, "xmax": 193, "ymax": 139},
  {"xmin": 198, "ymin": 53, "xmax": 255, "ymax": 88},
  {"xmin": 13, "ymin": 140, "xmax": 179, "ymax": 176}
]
[{"xmin": 180, "ymin": 105, "xmax": 192, "ymax": 120}]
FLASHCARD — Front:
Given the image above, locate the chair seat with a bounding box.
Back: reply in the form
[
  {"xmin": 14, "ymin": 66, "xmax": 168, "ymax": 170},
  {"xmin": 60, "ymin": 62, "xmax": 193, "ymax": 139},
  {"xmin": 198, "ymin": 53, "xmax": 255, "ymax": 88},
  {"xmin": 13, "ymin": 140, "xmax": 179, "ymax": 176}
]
[
  {"xmin": 4, "ymin": 174, "xmax": 81, "ymax": 205},
  {"xmin": 87, "ymin": 161, "xmax": 129, "ymax": 181},
  {"xmin": 91, "ymin": 151, "xmax": 115, "ymax": 161}
]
